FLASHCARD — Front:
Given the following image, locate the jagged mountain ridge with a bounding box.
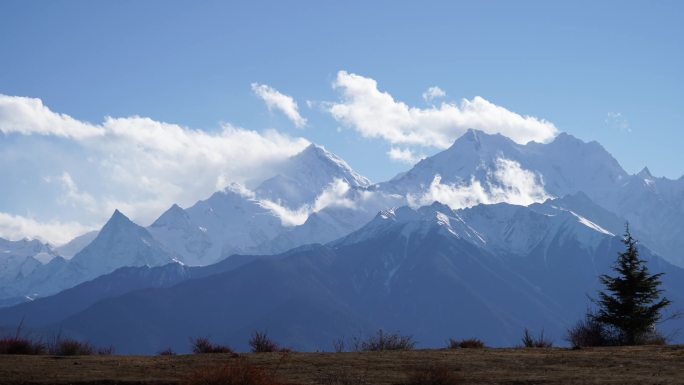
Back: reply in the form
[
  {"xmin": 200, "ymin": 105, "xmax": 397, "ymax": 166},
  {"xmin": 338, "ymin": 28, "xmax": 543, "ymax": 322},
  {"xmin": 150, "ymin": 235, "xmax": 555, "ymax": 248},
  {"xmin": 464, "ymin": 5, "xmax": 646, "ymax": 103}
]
[
  {"xmin": 4, "ymin": 129, "xmax": 684, "ymax": 310},
  {"xmin": 381, "ymin": 129, "xmax": 684, "ymax": 265},
  {"xmin": 11, "ymin": 200, "xmax": 681, "ymax": 353},
  {"xmin": 255, "ymin": 143, "xmax": 371, "ymax": 208},
  {"xmin": 94, "ymin": 130, "xmax": 684, "ymax": 269},
  {"xmin": 147, "ymin": 144, "xmax": 379, "ymax": 266},
  {"xmin": 0, "ymin": 238, "xmax": 60, "ymax": 306},
  {"xmin": 0, "ymin": 210, "xmax": 178, "ymax": 304}
]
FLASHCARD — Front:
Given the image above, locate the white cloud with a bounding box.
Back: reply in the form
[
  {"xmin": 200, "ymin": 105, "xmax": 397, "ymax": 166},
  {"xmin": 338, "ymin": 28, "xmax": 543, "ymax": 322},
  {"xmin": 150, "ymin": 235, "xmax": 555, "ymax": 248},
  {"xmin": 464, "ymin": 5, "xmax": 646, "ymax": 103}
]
[
  {"xmin": 259, "ymin": 178, "xmax": 361, "ymax": 226},
  {"xmin": 0, "ymin": 212, "xmax": 96, "ymax": 245},
  {"xmin": 387, "ymin": 147, "xmax": 424, "ymax": 165},
  {"xmin": 422, "ymin": 86, "xmax": 446, "ymax": 103},
  {"xmin": 252, "ymin": 83, "xmax": 307, "ymax": 128},
  {"xmin": 408, "ymin": 158, "xmax": 551, "ymax": 210},
  {"xmin": 0, "ymin": 94, "xmax": 310, "ymax": 243},
  {"xmin": 312, "ymin": 178, "xmax": 356, "ymax": 212},
  {"xmin": 605, "ymin": 112, "xmax": 631, "ymax": 132},
  {"xmin": 0, "ymin": 94, "xmax": 103, "ymax": 139},
  {"xmin": 45, "ymin": 172, "xmax": 98, "ymax": 213},
  {"xmin": 328, "ymin": 71, "xmax": 558, "ymax": 148}
]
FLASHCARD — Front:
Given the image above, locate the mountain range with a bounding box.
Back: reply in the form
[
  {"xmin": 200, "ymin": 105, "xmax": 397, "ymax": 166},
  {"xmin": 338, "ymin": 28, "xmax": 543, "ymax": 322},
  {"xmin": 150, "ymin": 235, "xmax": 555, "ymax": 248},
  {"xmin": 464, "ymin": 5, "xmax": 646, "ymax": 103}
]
[{"xmin": 1, "ymin": 129, "xmax": 683, "ymax": 352}]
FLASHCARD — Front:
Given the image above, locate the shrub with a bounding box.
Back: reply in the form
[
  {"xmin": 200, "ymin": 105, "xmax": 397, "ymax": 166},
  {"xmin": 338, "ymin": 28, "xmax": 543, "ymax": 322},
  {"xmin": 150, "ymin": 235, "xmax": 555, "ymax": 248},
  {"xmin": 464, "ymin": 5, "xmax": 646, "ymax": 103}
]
[
  {"xmin": 47, "ymin": 337, "xmax": 113, "ymax": 356},
  {"xmin": 249, "ymin": 331, "xmax": 280, "ymax": 353},
  {"xmin": 158, "ymin": 348, "xmax": 177, "ymax": 356},
  {"xmin": 446, "ymin": 338, "xmax": 485, "ymax": 349},
  {"xmin": 96, "ymin": 345, "xmax": 115, "ymax": 355},
  {"xmin": 566, "ymin": 313, "xmax": 615, "ymax": 348},
  {"xmin": 635, "ymin": 330, "xmax": 668, "ymax": 346},
  {"xmin": 332, "ymin": 337, "xmax": 346, "ymax": 353},
  {"xmin": 568, "ymin": 312, "xmax": 669, "ymax": 348},
  {"xmin": 182, "ymin": 358, "xmax": 284, "ymax": 385},
  {"xmin": 355, "ymin": 330, "xmax": 415, "ymax": 351},
  {"xmin": 401, "ymin": 363, "xmax": 461, "ymax": 385},
  {"xmin": 191, "ymin": 337, "xmax": 234, "ymax": 354},
  {"xmin": 50, "ymin": 338, "xmax": 94, "ymax": 355},
  {"xmin": 521, "ymin": 328, "xmax": 553, "ymax": 348},
  {"xmin": 0, "ymin": 336, "xmax": 45, "ymax": 355}
]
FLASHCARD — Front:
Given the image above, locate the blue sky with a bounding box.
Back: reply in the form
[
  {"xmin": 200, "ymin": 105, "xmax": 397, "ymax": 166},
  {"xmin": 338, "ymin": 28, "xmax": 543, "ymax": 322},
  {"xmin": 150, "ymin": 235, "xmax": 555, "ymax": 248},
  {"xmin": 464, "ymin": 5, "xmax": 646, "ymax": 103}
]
[{"xmin": 0, "ymin": 1, "xmax": 682, "ymax": 242}]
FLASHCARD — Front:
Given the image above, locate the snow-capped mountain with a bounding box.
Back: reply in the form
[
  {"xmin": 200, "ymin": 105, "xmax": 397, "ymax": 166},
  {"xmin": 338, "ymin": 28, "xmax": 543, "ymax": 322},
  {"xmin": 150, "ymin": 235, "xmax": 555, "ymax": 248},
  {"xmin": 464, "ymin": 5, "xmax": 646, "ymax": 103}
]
[
  {"xmin": 69, "ymin": 210, "xmax": 178, "ymax": 277},
  {"xmin": 148, "ymin": 184, "xmax": 286, "ymax": 265},
  {"xmin": 147, "ymin": 204, "xmax": 214, "ymax": 266},
  {"xmin": 5, "ymin": 128, "xmax": 684, "ymax": 314},
  {"xmin": 0, "ymin": 238, "xmax": 57, "ymax": 280},
  {"xmin": 148, "ymin": 144, "xmax": 377, "ymax": 265},
  {"xmin": 336, "ymin": 199, "xmax": 612, "ymax": 258},
  {"xmin": 381, "ymin": 129, "xmax": 684, "ymax": 266},
  {"xmin": 13, "ymin": 200, "xmax": 681, "ymax": 353},
  {"xmin": 0, "ymin": 210, "xmax": 178, "ymax": 305},
  {"xmin": 0, "ymin": 238, "xmax": 60, "ymax": 306},
  {"xmin": 382, "ymin": 129, "xmax": 627, "ymax": 201},
  {"xmin": 255, "ymin": 143, "xmax": 371, "ymax": 208},
  {"xmin": 143, "ymin": 130, "xmax": 684, "ymax": 268}
]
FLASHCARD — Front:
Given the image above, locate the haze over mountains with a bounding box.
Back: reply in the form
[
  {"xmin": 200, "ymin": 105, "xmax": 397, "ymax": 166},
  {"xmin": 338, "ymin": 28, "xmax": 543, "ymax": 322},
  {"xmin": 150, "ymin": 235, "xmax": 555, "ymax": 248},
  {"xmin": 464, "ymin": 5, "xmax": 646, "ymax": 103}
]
[{"xmin": 1, "ymin": 129, "xmax": 683, "ymax": 353}]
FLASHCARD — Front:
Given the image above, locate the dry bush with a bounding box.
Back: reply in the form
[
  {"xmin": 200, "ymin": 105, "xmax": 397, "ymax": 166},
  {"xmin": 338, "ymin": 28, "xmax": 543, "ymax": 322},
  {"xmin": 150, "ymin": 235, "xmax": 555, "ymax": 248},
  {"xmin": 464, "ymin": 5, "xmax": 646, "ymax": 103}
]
[
  {"xmin": 521, "ymin": 328, "xmax": 553, "ymax": 348},
  {"xmin": 567, "ymin": 313, "xmax": 669, "ymax": 348},
  {"xmin": 50, "ymin": 338, "xmax": 94, "ymax": 355},
  {"xmin": 635, "ymin": 330, "xmax": 668, "ymax": 346},
  {"xmin": 0, "ymin": 336, "xmax": 45, "ymax": 355},
  {"xmin": 355, "ymin": 330, "xmax": 415, "ymax": 351},
  {"xmin": 446, "ymin": 338, "xmax": 485, "ymax": 349},
  {"xmin": 249, "ymin": 331, "xmax": 280, "ymax": 353},
  {"xmin": 191, "ymin": 337, "xmax": 234, "ymax": 354},
  {"xmin": 566, "ymin": 314, "xmax": 615, "ymax": 348},
  {"xmin": 332, "ymin": 337, "xmax": 346, "ymax": 353},
  {"xmin": 158, "ymin": 348, "xmax": 177, "ymax": 356},
  {"xmin": 48, "ymin": 337, "xmax": 113, "ymax": 356},
  {"xmin": 96, "ymin": 345, "xmax": 115, "ymax": 355},
  {"xmin": 182, "ymin": 358, "xmax": 284, "ymax": 385},
  {"xmin": 400, "ymin": 363, "xmax": 461, "ymax": 385}
]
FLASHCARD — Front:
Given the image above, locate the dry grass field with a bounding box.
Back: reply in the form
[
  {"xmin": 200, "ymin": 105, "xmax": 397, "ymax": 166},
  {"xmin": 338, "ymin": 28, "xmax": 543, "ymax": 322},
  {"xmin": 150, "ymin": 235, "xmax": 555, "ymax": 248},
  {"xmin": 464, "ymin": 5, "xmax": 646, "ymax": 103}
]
[{"xmin": 0, "ymin": 345, "xmax": 683, "ymax": 385}]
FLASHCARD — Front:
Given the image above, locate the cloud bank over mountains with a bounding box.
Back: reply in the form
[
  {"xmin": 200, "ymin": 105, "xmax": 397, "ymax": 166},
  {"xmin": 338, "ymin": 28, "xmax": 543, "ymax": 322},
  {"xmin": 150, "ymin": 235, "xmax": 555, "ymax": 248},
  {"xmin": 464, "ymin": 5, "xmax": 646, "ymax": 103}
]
[
  {"xmin": 407, "ymin": 158, "xmax": 551, "ymax": 210},
  {"xmin": 327, "ymin": 71, "xmax": 558, "ymax": 148},
  {"xmin": 0, "ymin": 71, "xmax": 561, "ymax": 243},
  {"xmin": 0, "ymin": 94, "xmax": 309, "ymax": 243}
]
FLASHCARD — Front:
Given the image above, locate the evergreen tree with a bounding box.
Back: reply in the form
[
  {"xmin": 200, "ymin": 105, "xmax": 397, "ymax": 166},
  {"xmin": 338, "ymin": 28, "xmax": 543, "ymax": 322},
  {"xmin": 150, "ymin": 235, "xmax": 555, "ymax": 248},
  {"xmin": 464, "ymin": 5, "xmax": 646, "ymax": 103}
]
[{"xmin": 594, "ymin": 224, "xmax": 671, "ymax": 345}]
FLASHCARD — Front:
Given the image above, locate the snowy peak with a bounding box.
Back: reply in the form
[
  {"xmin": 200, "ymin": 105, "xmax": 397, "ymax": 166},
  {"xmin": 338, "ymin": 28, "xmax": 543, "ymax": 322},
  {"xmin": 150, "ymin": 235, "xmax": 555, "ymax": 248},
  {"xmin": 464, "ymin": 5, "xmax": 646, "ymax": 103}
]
[
  {"xmin": 339, "ymin": 198, "xmax": 617, "ymax": 257},
  {"xmin": 70, "ymin": 210, "xmax": 176, "ymax": 277},
  {"xmin": 444, "ymin": 129, "xmax": 521, "ymax": 159},
  {"xmin": 150, "ymin": 203, "xmax": 191, "ymax": 229},
  {"xmin": 103, "ymin": 209, "xmax": 134, "ymax": 230},
  {"xmin": 383, "ymin": 129, "xmax": 631, "ymax": 212},
  {"xmin": 384, "ymin": 129, "xmax": 525, "ymax": 192},
  {"xmin": 337, "ymin": 202, "xmax": 480, "ymax": 247},
  {"xmin": 549, "ymin": 131, "xmax": 583, "ymax": 146},
  {"xmin": 637, "ymin": 167, "xmax": 652, "ymax": 178},
  {"xmin": 82, "ymin": 210, "xmax": 151, "ymax": 250},
  {"xmin": 295, "ymin": 144, "xmax": 371, "ymax": 187},
  {"xmin": 449, "ymin": 129, "xmax": 516, "ymax": 152},
  {"xmin": 147, "ymin": 202, "xmax": 213, "ymax": 267},
  {"xmin": 0, "ymin": 237, "xmax": 55, "ymax": 260},
  {"xmin": 255, "ymin": 143, "xmax": 370, "ymax": 208},
  {"xmin": 0, "ymin": 237, "xmax": 58, "ymax": 282}
]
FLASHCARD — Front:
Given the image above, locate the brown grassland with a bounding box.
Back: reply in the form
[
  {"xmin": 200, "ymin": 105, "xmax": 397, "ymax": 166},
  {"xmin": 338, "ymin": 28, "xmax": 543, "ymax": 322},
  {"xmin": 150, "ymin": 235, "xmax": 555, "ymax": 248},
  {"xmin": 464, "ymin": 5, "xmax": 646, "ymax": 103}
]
[{"xmin": 0, "ymin": 345, "xmax": 682, "ymax": 385}]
